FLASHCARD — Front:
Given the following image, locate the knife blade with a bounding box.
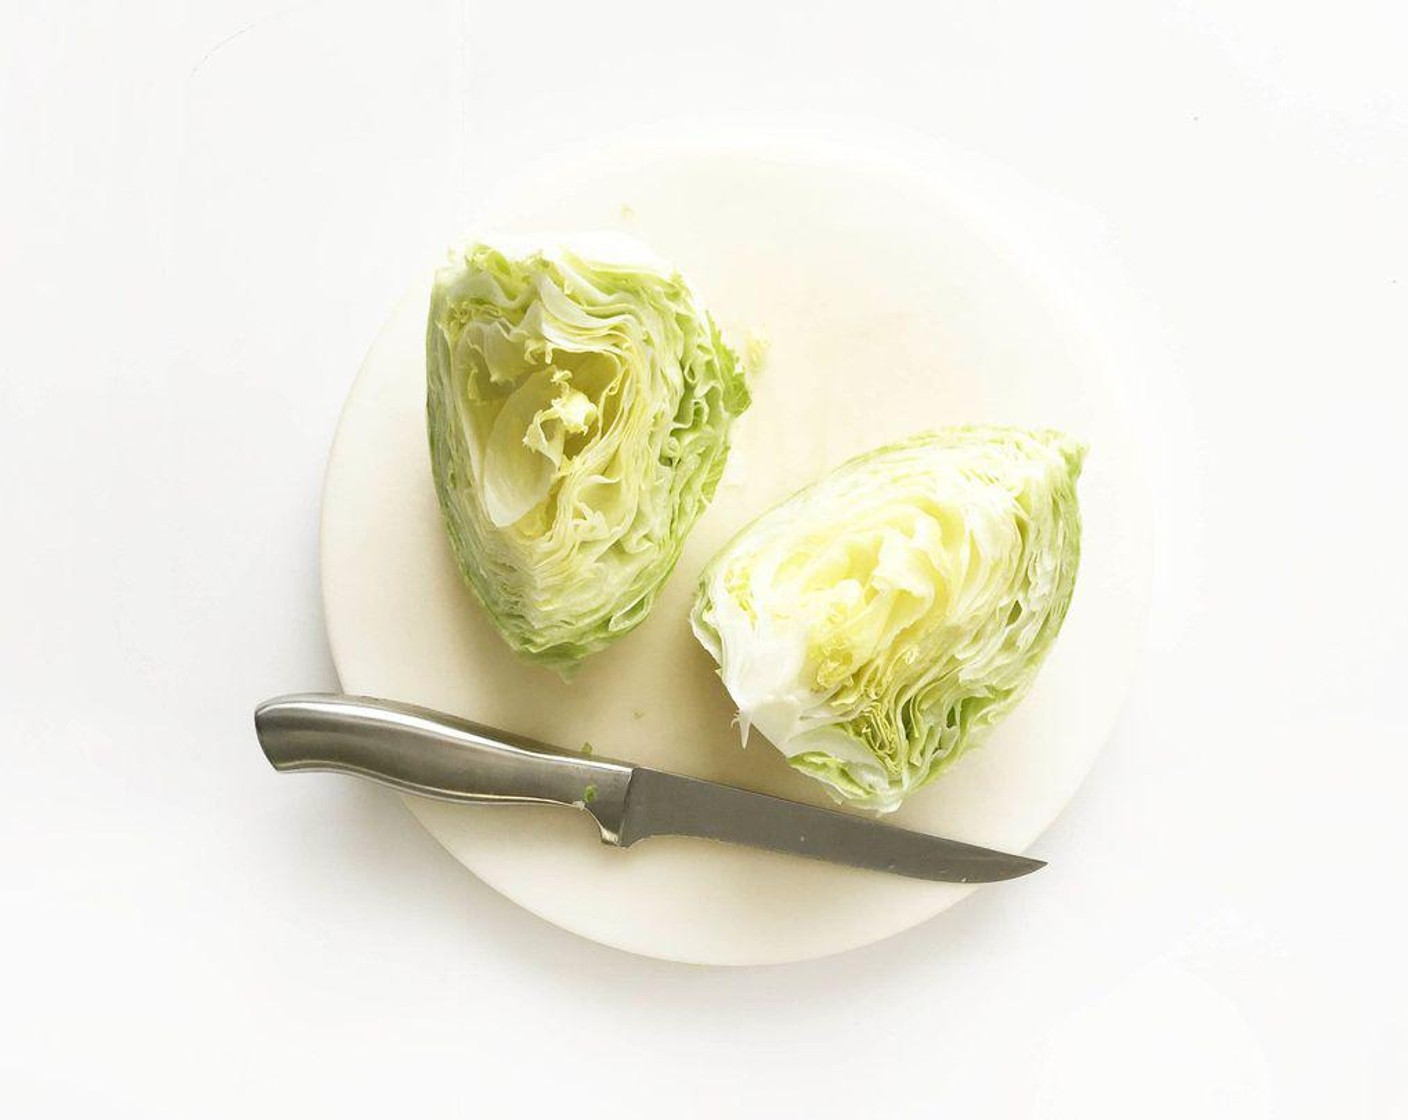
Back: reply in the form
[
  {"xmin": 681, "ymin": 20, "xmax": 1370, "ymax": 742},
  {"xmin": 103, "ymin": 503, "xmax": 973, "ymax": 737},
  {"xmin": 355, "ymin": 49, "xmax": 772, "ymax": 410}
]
[{"xmin": 254, "ymin": 693, "xmax": 1044, "ymax": 884}]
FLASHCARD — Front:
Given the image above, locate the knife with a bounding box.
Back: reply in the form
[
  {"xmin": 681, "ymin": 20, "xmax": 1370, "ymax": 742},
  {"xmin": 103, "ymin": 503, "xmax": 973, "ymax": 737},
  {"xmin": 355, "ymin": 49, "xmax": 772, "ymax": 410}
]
[{"xmin": 253, "ymin": 693, "xmax": 1044, "ymax": 884}]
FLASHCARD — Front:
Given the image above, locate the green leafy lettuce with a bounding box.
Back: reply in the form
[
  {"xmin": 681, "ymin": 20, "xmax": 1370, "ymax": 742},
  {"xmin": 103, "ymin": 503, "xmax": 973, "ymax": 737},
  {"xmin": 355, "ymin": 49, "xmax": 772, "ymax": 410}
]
[
  {"xmin": 691, "ymin": 427, "xmax": 1084, "ymax": 811},
  {"xmin": 428, "ymin": 234, "xmax": 749, "ymax": 675}
]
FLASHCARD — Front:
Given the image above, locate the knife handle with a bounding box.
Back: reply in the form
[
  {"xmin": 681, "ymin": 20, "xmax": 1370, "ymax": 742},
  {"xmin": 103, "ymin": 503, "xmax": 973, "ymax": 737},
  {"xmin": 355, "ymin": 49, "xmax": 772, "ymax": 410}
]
[{"xmin": 254, "ymin": 694, "xmax": 634, "ymax": 842}]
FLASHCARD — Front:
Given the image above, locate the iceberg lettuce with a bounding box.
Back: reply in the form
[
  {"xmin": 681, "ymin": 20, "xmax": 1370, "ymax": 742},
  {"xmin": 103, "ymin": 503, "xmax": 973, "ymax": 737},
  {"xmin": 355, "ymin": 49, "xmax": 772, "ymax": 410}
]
[
  {"xmin": 428, "ymin": 234, "xmax": 749, "ymax": 674},
  {"xmin": 691, "ymin": 427, "xmax": 1083, "ymax": 811}
]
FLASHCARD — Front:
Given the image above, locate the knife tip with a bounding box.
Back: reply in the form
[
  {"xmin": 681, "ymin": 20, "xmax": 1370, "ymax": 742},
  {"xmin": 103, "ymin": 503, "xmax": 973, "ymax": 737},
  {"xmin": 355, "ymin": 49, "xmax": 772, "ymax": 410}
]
[{"xmin": 1001, "ymin": 855, "xmax": 1047, "ymax": 880}]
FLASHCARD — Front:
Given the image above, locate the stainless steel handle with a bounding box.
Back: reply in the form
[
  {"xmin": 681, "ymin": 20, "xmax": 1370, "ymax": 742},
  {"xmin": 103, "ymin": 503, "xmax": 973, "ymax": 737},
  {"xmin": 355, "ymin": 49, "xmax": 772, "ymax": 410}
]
[{"xmin": 254, "ymin": 694, "xmax": 635, "ymax": 842}]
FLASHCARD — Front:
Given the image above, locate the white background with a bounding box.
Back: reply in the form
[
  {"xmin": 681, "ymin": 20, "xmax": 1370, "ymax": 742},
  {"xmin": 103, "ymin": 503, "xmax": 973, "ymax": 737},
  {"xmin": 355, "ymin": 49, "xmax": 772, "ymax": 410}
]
[{"xmin": 2, "ymin": 2, "xmax": 1405, "ymax": 1116}]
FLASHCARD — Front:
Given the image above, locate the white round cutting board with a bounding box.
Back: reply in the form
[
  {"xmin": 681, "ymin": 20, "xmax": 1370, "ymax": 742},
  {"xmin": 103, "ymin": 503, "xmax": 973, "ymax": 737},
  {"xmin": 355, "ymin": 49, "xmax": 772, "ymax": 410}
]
[{"xmin": 321, "ymin": 130, "xmax": 1152, "ymax": 965}]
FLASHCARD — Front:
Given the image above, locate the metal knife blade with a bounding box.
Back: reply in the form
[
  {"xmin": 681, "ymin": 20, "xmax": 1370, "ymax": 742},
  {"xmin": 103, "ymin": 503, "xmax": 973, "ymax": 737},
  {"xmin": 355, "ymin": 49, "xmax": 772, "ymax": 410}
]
[
  {"xmin": 255, "ymin": 693, "xmax": 1044, "ymax": 884},
  {"xmin": 617, "ymin": 768, "xmax": 1043, "ymax": 883}
]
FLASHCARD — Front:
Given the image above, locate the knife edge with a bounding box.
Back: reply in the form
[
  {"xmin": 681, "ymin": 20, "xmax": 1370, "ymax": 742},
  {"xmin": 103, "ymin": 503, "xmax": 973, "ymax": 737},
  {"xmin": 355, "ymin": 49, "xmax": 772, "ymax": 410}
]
[{"xmin": 618, "ymin": 767, "xmax": 1044, "ymax": 883}]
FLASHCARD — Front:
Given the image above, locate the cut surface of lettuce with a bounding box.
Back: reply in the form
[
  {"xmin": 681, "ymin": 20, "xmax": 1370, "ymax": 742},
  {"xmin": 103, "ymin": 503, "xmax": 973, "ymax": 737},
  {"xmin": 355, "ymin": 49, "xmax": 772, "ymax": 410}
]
[
  {"xmin": 428, "ymin": 233, "xmax": 749, "ymax": 674},
  {"xmin": 691, "ymin": 427, "xmax": 1084, "ymax": 811}
]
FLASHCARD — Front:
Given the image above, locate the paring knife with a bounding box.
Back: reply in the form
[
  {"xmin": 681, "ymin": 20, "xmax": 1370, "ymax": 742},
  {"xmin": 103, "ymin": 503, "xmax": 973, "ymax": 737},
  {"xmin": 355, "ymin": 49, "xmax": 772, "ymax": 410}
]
[{"xmin": 254, "ymin": 694, "xmax": 1045, "ymax": 884}]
